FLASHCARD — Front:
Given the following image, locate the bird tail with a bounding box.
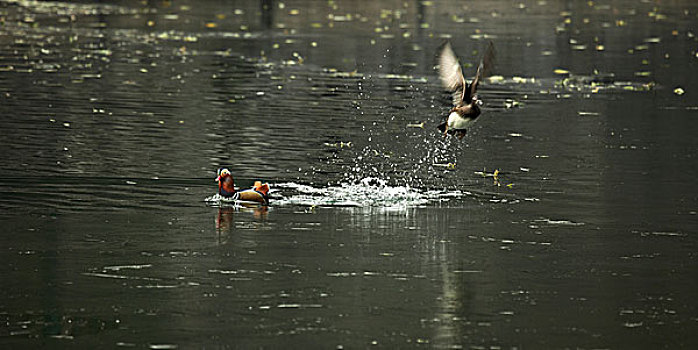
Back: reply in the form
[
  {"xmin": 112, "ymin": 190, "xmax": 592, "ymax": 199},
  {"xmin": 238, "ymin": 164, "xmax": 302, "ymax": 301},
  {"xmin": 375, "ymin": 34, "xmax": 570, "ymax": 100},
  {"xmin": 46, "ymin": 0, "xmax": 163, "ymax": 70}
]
[
  {"xmin": 254, "ymin": 181, "xmax": 270, "ymax": 196},
  {"xmin": 437, "ymin": 121, "xmax": 447, "ymax": 133}
]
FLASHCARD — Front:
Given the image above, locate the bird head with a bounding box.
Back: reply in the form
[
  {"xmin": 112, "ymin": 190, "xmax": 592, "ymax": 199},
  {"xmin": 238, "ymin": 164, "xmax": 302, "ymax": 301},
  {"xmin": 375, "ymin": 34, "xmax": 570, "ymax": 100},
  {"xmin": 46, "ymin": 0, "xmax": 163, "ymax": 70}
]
[
  {"xmin": 472, "ymin": 94, "xmax": 483, "ymax": 106},
  {"xmin": 215, "ymin": 168, "xmax": 232, "ymax": 183}
]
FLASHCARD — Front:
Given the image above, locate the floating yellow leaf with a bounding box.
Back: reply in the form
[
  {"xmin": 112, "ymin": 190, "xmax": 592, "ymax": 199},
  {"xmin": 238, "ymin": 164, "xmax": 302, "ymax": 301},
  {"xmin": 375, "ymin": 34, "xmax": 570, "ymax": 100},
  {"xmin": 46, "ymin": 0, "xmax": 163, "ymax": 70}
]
[
  {"xmin": 434, "ymin": 163, "xmax": 456, "ymax": 170},
  {"xmin": 323, "ymin": 141, "xmax": 352, "ymax": 148},
  {"xmin": 674, "ymin": 87, "xmax": 685, "ymax": 95},
  {"xmin": 554, "ymin": 68, "xmax": 570, "ymax": 75}
]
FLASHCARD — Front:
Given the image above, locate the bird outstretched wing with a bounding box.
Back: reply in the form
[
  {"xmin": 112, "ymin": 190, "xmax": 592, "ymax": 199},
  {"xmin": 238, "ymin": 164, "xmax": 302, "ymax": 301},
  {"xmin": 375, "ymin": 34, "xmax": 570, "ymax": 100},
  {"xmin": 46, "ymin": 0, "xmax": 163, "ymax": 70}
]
[
  {"xmin": 467, "ymin": 41, "xmax": 495, "ymax": 100},
  {"xmin": 438, "ymin": 42, "xmax": 466, "ymax": 107}
]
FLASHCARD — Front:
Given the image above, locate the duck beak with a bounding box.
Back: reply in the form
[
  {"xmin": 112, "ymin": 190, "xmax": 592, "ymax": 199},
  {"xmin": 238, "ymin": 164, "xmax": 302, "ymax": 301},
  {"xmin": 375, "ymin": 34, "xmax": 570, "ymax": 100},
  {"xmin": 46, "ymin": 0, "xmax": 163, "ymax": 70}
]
[{"xmin": 215, "ymin": 175, "xmax": 220, "ymax": 182}]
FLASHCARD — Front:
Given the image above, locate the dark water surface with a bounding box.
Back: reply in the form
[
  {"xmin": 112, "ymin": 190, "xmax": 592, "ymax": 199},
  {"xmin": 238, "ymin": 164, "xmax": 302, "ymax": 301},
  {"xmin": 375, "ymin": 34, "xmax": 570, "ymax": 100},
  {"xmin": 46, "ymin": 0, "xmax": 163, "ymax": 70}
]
[{"xmin": 1, "ymin": 0, "xmax": 698, "ymax": 348}]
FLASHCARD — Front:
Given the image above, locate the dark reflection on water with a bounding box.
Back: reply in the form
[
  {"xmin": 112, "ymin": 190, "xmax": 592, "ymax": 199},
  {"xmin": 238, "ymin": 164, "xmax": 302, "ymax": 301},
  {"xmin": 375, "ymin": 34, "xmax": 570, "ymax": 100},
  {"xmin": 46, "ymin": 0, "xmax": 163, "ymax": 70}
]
[{"xmin": 1, "ymin": 0, "xmax": 698, "ymax": 348}]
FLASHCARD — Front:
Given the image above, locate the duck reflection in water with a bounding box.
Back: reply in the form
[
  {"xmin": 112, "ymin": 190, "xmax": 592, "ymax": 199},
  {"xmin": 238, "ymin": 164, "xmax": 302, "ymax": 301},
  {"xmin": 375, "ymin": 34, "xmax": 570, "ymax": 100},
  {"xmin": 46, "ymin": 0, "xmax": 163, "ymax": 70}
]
[{"xmin": 215, "ymin": 205, "xmax": 268, "ymax": 244}]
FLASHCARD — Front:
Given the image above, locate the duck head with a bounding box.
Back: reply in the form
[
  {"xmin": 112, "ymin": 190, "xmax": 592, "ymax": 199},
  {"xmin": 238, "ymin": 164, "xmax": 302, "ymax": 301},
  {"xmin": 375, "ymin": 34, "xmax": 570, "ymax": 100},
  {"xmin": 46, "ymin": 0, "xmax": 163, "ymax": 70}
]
[
  {"xmin": 472, "ymin": 94, "xmax": 483, "ymax": 106},
  {"xmin": 216, "ymin": 168, "xmax": 236, "ymax": 197},
  {"xmin": 215, "ymin": 168, "xmax": 231, "ymax": 182}
]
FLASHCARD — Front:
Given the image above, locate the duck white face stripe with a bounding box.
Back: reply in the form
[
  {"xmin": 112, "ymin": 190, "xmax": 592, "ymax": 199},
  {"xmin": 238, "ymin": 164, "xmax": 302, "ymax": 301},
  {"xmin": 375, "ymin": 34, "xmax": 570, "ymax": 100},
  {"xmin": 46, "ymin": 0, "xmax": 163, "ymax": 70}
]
[{"xmin": 216, "ymin": 168, "xmax": 231, "ymax": 181}]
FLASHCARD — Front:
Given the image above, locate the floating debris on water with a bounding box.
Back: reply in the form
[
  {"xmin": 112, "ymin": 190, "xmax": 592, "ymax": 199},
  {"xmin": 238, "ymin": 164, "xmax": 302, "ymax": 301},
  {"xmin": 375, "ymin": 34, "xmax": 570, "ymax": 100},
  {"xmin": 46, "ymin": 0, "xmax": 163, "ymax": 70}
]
[
  {"xmin": 474, "ymin": 169, "xmax": 498, "ymax": 178},
  {"xmin": 557, "ymin": 73, "xmax": 654, "ymax": 93},
  {"xmin": 433, "ymin": 163, "xmax": 456, "ymax": 170},
  {"xmin": 324, "ymin": 141, "xmax": 352, "ymax": 148}
]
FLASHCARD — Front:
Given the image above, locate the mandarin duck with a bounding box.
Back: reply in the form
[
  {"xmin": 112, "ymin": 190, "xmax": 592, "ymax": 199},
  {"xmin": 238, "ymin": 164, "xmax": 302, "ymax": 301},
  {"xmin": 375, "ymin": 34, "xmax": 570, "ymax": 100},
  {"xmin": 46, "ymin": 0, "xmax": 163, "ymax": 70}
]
[
  {"xmin": 437, "ymin": 41, "xmax": 495, "ymax": 139},
  {"xmin": 215, "ymin": 168, "xmax": 270, "ymax": 205}
]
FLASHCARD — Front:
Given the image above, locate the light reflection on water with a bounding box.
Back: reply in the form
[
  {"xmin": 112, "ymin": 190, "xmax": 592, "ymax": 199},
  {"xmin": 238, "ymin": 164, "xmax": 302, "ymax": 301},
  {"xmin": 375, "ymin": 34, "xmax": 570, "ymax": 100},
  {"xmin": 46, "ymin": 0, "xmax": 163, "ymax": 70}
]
[{"xmin": 1, "ymin": 0, "xmax": 698, "ymax": 348}]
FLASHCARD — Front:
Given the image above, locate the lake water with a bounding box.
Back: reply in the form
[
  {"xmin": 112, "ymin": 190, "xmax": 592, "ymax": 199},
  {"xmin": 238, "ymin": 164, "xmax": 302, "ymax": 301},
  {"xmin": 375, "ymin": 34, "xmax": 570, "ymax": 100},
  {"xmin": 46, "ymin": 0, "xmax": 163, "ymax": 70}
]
[{"xmin": 1, "ymin": 0, "xmax": 697, "ymax": 348}]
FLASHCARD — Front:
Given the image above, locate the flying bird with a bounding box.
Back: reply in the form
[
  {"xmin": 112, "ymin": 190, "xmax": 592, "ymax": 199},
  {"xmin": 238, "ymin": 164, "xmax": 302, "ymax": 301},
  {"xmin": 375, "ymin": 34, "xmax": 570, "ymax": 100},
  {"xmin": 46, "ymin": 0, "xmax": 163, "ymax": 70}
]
[{"xmin": 437, "ymin": 41, "xmax": 495, "ymax": 139}]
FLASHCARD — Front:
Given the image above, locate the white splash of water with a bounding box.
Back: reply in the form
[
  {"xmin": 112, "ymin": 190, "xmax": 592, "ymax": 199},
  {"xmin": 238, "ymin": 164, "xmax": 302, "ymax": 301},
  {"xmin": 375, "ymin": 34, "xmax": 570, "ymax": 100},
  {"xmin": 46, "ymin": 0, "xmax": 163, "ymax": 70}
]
[
  {"xmin": 204, "ymin": 193, "xmax": 264, "ymax": 208},
  {"xmin": 272, "ymin": 177, "xmax": 463, "ymax": 208}
]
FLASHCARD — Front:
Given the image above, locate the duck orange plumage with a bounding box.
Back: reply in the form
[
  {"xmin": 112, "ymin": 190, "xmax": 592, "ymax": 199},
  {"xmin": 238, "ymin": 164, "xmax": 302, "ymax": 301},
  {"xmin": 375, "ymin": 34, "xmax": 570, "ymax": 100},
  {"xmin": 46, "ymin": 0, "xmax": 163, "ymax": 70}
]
[{"xmin": 215, "ymin": 168, "xmax": 270, "ymax": 205}]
